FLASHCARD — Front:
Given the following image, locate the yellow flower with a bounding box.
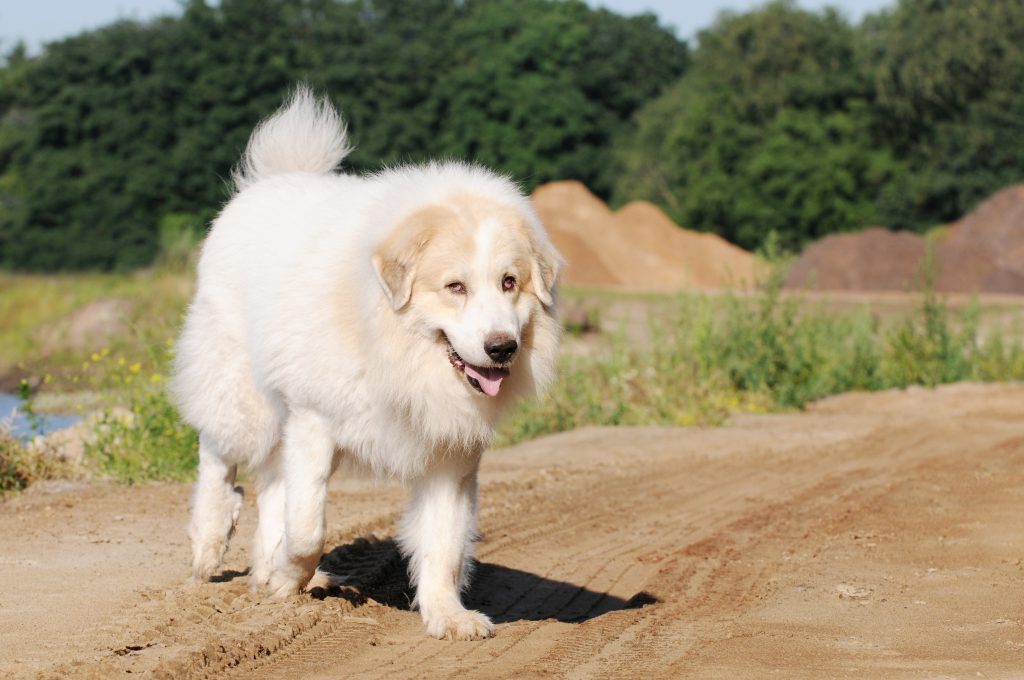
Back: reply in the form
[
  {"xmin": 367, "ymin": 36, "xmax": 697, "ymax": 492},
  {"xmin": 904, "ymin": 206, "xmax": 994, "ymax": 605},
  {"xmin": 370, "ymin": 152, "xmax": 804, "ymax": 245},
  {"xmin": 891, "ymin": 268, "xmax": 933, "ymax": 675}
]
[
  {"xmin": 150, "ymin": 373, "xmax": 163, "ymax": 383},
  {"xmin": 81, "ymin": 361, "xmax": 90, "ymax": 371},
  {"xmin": 125, "ymin": 376, "xmax": 133, "ymax": 384},
  {"xmin": 72, "ymin": 376, "xmax": 80, "ymax": 383},
  {"xmin": 117, "ymin": 357, "xmax": 126, "ymax": 366},
  {"xmin": 129, "ymin": 362, "xmax": 141, "ymax": 374},
  {"xmin": 43, "ymin": 374, "xmax": 52, "ymax": 385},
  {"xmin": 91, "ymin": 352, "xmax": 100, "ymax": 362}
]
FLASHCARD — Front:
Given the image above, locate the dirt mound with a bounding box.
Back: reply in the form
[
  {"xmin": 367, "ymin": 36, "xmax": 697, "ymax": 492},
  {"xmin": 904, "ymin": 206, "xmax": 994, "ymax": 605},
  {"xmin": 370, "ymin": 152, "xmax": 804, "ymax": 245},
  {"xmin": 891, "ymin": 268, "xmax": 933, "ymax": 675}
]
[
  {"xmin": 532, "ymin": 182, "xmax": 624, "ymax": 289},
  {"xmin": 37, "ymin": 298, "xmax": 132, "ymax": 355},
  {"xmin": 936, "ymin": 184, "xmax": 1024, "ymax": 294},
  {"xmin": 786, "ymin": 184, "xmax": 1024, "ymax": 294},
  {"xmin": 785, "ymin": 227, "xmax": 927, "ymax": 292},
  {"xmin": 532, "ymin": 181, "xmax": 761, "ymax": 291}
]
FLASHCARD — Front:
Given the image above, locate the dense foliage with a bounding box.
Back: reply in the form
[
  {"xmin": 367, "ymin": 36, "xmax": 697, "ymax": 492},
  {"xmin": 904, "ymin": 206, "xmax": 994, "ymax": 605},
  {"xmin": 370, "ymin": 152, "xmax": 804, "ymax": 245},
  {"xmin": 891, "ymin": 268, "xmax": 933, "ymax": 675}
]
[
  {"xmin": 1, "ymin": 0, "xmax": 1023, "ymax": 270},
  {"xmin": 0, "ymin": 0, "xmax": 686, "ymax": 270},
  {"xmin": 615, "ymin": 0, "xmax": 1024, "ymax": 251}
]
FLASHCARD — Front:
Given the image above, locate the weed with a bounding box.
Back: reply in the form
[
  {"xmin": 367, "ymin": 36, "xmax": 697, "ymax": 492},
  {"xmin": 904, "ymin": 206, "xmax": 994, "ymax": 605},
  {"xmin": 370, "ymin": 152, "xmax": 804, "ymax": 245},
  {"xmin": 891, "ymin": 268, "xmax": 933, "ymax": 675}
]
[
  {"xmin": 0, "ymin": 425, "xmax": 69, "ymax": 495},
  {"xmin": 70, "ymin": 344, "xmax": 197, "ymax": 484},
  {"xmin": 499, "ymin": 272, "xmax": 1024, "ymax": 446}
]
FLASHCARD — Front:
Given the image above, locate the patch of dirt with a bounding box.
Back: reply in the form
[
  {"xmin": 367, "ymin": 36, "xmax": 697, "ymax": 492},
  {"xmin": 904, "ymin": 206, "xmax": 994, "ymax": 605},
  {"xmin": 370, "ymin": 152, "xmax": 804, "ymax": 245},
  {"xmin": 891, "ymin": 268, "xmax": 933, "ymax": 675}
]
[
  {"xmin": 3, "ymin": 383, "xmax": 1023, "ymax": 678},
  {"xmin": 786, "ymin": 183, "xmax": 1024, "ymax": 295},
  {"xmin": 532, "ymin": 181, "xmax": 763, "ymax": 291},
  {"xmin": 784, "ymin": 227, "xmax": 927, "ymax": 292},
  {"xmin": 936, "ymin": 184, "xmax": 1024, "ymax": 294},
  {"xmin": 36, "ymin": 298, "xmax": 132, "ymax": 355}
]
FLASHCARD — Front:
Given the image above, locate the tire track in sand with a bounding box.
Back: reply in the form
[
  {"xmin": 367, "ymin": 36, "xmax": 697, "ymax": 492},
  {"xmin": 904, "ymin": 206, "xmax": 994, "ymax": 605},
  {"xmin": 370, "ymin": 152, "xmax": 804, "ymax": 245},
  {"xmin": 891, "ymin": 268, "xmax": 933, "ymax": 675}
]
[{"xmin": 4, "ymin": 383, "xmax": 1024, "ymax": 679}]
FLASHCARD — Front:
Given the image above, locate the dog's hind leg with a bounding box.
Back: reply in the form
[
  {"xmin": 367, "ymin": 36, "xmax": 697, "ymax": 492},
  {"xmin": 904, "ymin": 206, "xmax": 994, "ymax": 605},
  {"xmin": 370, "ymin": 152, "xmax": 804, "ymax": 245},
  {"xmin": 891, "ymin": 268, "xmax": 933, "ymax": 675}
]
[
  {"xmin": 189, "ymin": 433, "xmax": 244, "ymax": 582},
  {"xmin": 266, "ymin": 408, "xmax": 335, "ymax": 598},
  {"xmin": 249, "ymin": 446, "xmax": 285, "ymax": 590}
]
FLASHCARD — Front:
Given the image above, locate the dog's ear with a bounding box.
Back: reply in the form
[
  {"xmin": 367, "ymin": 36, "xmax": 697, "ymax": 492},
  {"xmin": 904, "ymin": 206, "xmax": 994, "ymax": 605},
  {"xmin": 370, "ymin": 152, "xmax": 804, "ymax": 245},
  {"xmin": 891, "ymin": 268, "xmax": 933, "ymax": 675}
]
[
  {"xmin": 372, "ymin": 206, "xmax": 449, "ymax": 310},
  {"xmin": 528, "ymin": 227, "xmax": 562, "ymax": 308}
]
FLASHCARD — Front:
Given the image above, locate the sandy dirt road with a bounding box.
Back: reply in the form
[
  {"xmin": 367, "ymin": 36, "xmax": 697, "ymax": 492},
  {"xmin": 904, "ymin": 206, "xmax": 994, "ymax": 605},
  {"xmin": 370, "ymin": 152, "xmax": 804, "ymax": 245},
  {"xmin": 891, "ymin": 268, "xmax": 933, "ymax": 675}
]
[{"xmin": 1, "ymin": 383, "xmax": 1023, "ymax": 678}]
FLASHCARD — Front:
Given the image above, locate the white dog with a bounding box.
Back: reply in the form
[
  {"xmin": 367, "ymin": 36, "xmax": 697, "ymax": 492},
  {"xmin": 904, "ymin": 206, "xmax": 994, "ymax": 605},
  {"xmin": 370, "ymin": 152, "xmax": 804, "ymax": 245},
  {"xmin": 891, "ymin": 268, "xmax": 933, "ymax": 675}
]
[{"xmin": 170, "ymin": 87, "xmax": 561, "ymax": 640}]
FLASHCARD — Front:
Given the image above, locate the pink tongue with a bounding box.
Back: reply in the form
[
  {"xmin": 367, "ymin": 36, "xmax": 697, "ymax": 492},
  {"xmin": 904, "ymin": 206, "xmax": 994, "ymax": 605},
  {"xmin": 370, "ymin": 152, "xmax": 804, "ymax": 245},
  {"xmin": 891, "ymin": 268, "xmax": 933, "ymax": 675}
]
[{"xmin": 464, "ymin": 364, "xmax": 509, "ymax": 397}]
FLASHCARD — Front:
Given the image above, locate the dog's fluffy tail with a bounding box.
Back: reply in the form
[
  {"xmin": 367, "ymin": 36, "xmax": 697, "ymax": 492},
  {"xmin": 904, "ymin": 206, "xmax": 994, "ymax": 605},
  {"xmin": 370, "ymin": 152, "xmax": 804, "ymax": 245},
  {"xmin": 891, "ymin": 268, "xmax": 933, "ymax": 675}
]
[{"xmin": 232, "ymin": 84, "xmax": 352, "ymax": 192}]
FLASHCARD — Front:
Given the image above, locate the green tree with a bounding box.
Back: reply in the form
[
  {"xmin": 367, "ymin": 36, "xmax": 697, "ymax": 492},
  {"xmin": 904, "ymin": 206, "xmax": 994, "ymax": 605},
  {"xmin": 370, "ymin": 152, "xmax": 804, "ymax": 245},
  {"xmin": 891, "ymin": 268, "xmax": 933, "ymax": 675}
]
[
  {"xmin": 863, "ymin": 0, "xmax": 1024, "ymax": 228},
  {"xmin": 0, "ymin": 0, "xmax": 686, "ymax": 271},
  {"xmin": 615, "ymin": 1, "xmax": 901, "ymax": 251}
]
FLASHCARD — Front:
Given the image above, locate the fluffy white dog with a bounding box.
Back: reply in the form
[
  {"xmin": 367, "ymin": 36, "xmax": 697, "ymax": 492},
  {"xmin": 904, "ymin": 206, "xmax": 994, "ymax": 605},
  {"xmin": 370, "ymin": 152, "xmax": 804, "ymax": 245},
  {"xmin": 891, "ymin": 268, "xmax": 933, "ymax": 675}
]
[{"xmin": 170, "ymin": 87, "xmax": 561, "ymax": 640}]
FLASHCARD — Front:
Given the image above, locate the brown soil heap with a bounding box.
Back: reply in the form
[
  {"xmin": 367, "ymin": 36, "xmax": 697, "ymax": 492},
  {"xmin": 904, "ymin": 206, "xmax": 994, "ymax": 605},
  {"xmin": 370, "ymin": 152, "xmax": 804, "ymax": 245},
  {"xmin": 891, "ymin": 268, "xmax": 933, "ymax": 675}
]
[
  {"xmin": 784, "ymin": 227, "xmax": 927, "ymax": 292},
  {"xmin": 935, "ymin": 184, "xmax": 1024, "ymax": 294},
  {"xmin": 786, "ymin": 183, "xmax": 1024, "ymax": 294},
  {"xmin": 531, "ymin": 181, "xmax": 761, "ymax": 291}
]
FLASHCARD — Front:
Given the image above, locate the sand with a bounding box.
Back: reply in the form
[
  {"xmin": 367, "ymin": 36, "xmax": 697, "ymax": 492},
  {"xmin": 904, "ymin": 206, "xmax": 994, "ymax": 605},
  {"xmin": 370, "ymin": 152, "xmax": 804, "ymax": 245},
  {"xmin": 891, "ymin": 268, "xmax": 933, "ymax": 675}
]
[
  {"xmin": 786, "ymin": 183, "xmax": 1024, "ymax": 295},
  {"xmin": 785, "ymin": 227, "xmax": 927, "ymax": 292},
  {"xmin": 532, "ymin": 181, "xmax": 762, "ymax": 291},
  {"xmin": 936, "ymin": 184, "xmax": 1024, "ymax": 294},
  {"xmin": 2, "ymin": 383, "xmax": 1023, "ymax": 678}
]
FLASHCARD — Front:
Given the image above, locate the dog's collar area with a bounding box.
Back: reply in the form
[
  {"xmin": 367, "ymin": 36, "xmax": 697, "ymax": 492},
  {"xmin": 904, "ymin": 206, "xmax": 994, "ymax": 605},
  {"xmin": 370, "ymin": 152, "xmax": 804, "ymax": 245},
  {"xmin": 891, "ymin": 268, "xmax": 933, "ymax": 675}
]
[{"xmin": 444, "ymin": 336, "xmax": 510, "ymax": 396}]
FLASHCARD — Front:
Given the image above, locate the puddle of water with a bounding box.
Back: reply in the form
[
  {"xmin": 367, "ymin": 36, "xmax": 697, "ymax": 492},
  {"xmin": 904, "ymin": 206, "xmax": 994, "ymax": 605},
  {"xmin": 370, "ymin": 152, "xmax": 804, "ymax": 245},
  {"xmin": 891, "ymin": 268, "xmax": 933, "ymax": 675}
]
[{"xmin": 0, "ymin": 392, "xmax": 80, "ymax": 441}]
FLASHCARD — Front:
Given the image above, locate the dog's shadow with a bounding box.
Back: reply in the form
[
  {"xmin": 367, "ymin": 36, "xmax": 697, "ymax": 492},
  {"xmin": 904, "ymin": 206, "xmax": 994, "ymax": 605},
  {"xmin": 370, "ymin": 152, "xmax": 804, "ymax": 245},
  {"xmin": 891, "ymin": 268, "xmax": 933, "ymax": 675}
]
[{"xmin": 310, "ymin": 536, "xmax": 658, "ymax": 624}]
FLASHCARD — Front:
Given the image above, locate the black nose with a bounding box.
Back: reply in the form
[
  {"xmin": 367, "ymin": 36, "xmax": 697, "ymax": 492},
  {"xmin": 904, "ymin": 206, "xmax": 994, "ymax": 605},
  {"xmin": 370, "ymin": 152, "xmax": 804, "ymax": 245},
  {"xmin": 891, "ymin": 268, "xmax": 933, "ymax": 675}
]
[{"xmin": 485, "ymin": 335, "xmax": 518, "ymax": 363}]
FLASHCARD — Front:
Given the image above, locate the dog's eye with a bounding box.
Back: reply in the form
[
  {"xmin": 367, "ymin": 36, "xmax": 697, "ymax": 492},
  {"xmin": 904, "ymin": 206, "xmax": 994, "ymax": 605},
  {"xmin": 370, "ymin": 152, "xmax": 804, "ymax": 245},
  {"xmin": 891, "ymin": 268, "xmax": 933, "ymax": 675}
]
[
  {"xmin": 502, "ymin": 275, "xmax": 516, "ymax": 292},
  {"xmin": 446, "ymin": 281, "xmax": 466, "ymax": 295}
]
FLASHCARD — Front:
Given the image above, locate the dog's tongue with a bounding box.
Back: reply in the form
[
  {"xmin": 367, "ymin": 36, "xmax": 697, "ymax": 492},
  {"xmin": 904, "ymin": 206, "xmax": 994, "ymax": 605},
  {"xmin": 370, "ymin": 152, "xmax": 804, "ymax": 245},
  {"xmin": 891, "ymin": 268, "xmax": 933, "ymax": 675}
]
[{"xmin": 464, "ymin": 364, "xmax": 509, "ymax": 397}]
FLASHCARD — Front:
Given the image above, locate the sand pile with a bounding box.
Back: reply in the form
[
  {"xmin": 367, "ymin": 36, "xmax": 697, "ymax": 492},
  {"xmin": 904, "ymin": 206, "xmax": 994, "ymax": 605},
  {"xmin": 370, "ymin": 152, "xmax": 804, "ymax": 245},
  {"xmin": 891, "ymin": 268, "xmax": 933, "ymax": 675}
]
[
  {"xmin": 531, "ymin": 181, "xmax": 761, "ymax": 291},
  {"xmin": 935, "ymin": 184, "xmax": 1024, "ymax": 294},
  {"xmin": 785, "ymin": 184, "xmax": 1024, "ymax": 295},
  {"xmin": 785, "ymin": 228, "xmax": 927, "ymax": 292}
]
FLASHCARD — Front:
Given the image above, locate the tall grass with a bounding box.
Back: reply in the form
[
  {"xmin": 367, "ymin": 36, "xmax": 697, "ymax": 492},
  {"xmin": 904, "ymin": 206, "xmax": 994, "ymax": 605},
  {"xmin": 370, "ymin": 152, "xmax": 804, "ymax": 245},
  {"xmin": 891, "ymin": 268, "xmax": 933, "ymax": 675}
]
[{"xmin": 497, "ymin": 276, "xmax": 1024, "ymax": 445}]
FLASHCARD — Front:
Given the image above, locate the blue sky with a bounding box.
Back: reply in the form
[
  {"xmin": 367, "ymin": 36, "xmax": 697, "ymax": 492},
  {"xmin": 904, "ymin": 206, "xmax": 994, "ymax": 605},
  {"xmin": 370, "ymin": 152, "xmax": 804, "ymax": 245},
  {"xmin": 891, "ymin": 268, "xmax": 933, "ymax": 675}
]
[{"xmin": 1, "ymin": 0, "xmax": 895, "ymax": 54}]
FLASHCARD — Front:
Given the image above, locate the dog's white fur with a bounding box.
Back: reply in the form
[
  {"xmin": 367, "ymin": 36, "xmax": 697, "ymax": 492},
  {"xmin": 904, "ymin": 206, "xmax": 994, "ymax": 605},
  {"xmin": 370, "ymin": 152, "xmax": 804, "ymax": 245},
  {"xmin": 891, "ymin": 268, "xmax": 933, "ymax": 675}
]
[{"xmin": 170, "ymin": 87, "xmax": 561, "ymax": 641}]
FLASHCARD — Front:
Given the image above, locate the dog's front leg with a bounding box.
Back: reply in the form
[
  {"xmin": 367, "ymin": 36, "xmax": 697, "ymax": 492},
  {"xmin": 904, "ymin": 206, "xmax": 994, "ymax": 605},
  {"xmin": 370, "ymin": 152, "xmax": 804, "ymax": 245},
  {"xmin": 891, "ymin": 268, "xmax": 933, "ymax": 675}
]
[
  {"xmin": 399, "ymin": 453, "xmax": 493, "ymax": 640},
  {"xmin": 266, "ymin": 408, "xmax": 334, "ymax": 598}
]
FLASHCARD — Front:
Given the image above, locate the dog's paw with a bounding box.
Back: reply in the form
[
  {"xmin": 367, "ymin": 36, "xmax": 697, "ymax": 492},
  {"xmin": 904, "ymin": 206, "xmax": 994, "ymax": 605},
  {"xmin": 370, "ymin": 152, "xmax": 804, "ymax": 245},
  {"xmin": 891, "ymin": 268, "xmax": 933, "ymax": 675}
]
[
  {"xmin": 423, "ymin": 607, "xmax": 495, "ymax": 641},
  {"xmin": 266, "ymin": 569, "xmax": 304, "ymax": 599},
  {"xmin": 248, "ymin": 562, "xmax": 271, "ymax": 591},
  {"xmin": 190, "ymin": 544, "xmax": 225, "ymax": 582}
]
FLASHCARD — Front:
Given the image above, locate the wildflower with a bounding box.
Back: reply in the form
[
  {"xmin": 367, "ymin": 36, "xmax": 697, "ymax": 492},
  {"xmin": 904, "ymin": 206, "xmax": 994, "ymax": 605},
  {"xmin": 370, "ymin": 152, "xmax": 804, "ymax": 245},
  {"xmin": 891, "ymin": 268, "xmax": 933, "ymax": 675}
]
[
  {"xmin": 117, "ymin": 357, "xmax": 126, "ymax": 366},
  {"xmin": 150, "ymin": 373, "xmax": 163, "ymax": 383},
  {"xmin": 91, "ymin": 353, "xmax": 100, "ymax": 362},
  {"xmin": 129, "ymin": 362, "xmax": 141, "ymax": 374},
  {"xmin": 125, "ymin": 376, "xmax": 133, "ymax": 384}
]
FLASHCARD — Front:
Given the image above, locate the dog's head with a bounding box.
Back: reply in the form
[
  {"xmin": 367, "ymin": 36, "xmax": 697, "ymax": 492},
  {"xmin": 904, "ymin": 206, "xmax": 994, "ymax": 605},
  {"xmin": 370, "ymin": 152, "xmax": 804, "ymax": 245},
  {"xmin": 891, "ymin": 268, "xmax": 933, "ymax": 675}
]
[{"xmin": 372, "ymin": 194, "xmax": 561, "ymax": 400}]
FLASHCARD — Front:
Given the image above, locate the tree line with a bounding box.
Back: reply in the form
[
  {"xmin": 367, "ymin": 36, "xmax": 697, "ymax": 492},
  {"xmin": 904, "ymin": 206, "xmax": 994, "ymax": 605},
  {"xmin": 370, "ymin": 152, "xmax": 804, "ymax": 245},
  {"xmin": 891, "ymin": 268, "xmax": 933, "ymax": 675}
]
[{"xmin": 0, "ymin": 0, "xmax": 1021, "ymax": 270}]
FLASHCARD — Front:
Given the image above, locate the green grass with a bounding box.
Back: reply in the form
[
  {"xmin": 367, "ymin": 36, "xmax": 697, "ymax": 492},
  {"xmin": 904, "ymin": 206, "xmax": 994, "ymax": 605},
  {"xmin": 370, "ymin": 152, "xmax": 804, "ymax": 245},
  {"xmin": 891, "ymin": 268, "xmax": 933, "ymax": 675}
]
[
  {"xmin": 496, "ymin": 277, "xmax": 1024, "ymax": 445},
  {"xmin": 0, "ymin": 267, "xmax": 193, "ymax": 382}
]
